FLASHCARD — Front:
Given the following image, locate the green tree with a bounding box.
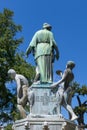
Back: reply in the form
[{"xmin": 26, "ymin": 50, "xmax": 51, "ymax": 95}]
[
  {"xmin": 71, "ymin": 82, "xmax": 87, "ymax": 130},
  {"xmin": 0, "ymin": 8, "xmax": 35, "ymax": 127}
]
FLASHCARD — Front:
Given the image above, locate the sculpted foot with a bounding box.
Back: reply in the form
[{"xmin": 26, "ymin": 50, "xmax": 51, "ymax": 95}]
[{"xmin": 71, "ymin": 115, "xmax": 78, "ymax": 121}]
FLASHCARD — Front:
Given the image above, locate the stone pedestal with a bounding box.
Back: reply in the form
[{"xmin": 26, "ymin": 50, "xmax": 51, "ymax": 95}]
[
  {"xmin": 13, "ymin": 83, "xmax": 78, "ymax": 130},
  {"xmin": 13, "ymin": 115, "xmax": 78, "ymax": 130},
  {"xmin": 29, "ymin": 84, "xmax": 58, "ymax": 115}
]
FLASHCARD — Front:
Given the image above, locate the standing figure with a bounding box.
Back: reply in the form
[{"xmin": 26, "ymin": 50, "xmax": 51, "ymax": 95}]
[
  {"xmin": 51, "ymin": 61, "xmax": 78, "ymax": 121},
  {"xmin": 8, "ymin": 69, "xmax": 29, "ymax": 118},
  {"xmin": 26, "ymin": 23, "xmax": 59, "ymax": 83},
  {"xmin": 34, "ymin": 66, "xmax": 40, "ymax": 83}
]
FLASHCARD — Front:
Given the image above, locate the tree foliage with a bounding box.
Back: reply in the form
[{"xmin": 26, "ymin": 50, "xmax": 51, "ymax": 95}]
[
  {"xmin": 0, "ymin": 8, "xmax": 35, "ymax": 127},
  {"xmin": 71, "ymin": 82, "xmax": 87, "ymax": 129}
]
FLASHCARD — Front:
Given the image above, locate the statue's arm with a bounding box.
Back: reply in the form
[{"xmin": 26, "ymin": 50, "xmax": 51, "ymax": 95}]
[
  {"xmin": 26, "ymin": 32, "xmax": 38, "ymax": 57},
  {"xmin": 51, "ymin": 69, "xmax": 68, "ymax": 88},
  {"xmin": 57, "ymin": 69, "xmax": 69, "ymax": 84},
  {"xmin": 51, "ymin": 33, "xmax": 59, "ymax": 60},
  {"xmin": 26, "ymin": 45, "xmax": 32, "ymax": 57},
  {"xmin": 16, "ymin": 77, "xmax": 21, "ymax": 97},
  {"xmin": 53, "ymin": 41, "xmax": 59, "ymax": 60}
]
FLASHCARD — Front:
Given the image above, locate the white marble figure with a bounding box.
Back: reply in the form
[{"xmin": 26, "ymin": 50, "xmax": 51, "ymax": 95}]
[
  {"xmin": 51, "ymin": 61, "xmax": 78, "ymax": 121},
  {"xmin": 8, "ymin": 69, "xmax": 29, "ymax": 118},
  {"xmin": 28, "ymin": 87, "xmax": 35, "ymax": 114}
]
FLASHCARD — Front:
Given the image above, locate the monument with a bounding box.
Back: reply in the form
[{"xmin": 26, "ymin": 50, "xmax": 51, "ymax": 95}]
[{"xmin": 12, "ymin": 23, "xmax": 78, "ymax": 130}]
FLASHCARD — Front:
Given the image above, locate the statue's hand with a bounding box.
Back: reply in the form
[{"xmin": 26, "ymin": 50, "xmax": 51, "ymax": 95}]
[
  {"xmin": 50, "ymin": 84, "xmax": 58, "ymax": 93},
  {"xmin": 50, "ymin": 83, "xmax": 58, "ymax": 89},
  {"xmin": 56, "ymin": 70, "xmax": 62, "ymax": 76},
  {"xmin": 50, "ymin": 84, "xmax": 55, "ymax": 89},
  {"xmin": 55, "ymin": 54, "xmax": 59, "ymax": 60}
]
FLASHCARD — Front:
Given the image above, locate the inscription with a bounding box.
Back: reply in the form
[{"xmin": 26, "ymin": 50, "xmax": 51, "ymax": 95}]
[
  {"xmin": 43, "ymin": 93, "xmax": 49, "ymax": 105},
  {"xmin": 35, "ymin": 93, "xmax": 56, "ymax": 105}
]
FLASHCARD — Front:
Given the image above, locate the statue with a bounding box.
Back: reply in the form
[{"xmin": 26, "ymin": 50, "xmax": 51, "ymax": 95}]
[
  {"xmin": 28, "ymin": 87, "xmax": 35, "ymax": 114},
  {"xmin": 11, "ymin": 22, "xmax": 78, "ymax": 130},
  {"xmin": 26, "ymin": 23, "xmax": 59, "ymax": 83},
  {"xmin": 8, "ymin": 69, "xmax": 29, "ymax": 118},
  {"xmin": 51, "ymin": 61, "xmax": 78, "ymax": 121},
  {"xmin": 33, "ymin": 66, "xmax": 40, "ymax": 83}
]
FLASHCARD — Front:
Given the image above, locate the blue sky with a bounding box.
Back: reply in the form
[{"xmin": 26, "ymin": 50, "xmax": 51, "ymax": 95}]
[
  {"xmin": 0, "ymin": 0, "xmax": 87, "ymax": 122},
  {"xmin": 0, "ymin": 0, "xmax": 87, "ymax": 85}
]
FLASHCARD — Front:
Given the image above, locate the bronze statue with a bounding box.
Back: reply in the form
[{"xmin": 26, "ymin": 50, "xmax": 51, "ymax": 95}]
[{"xmin": 26, "ymin": 23, "xmax": 59, "ymax": 83}]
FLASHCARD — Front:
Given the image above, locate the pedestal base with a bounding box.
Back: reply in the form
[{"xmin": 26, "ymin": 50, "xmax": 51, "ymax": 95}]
[
  {"xmin": 13, "ymin": 115, "xmax": 78, "ymax": 130},
  {"xmin": 13, "ymin": 83, "xmax": 78, "ymax": 130},
  {"xmin": 28, "ymin": 84, "xmax": 59, "ymax": 115}
]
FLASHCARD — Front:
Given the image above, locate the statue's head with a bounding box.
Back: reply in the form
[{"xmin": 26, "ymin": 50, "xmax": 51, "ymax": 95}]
[
  {"xmin": 43, "ymin": 23, "xmax": 52, "ymax": 30},
  {"xmin": 8, "ymin": 69, "xmax": 16, "ymax": 79},
  {"xmin": 66, "ymin": 61, "xmax": 75, "ymax": 69}
]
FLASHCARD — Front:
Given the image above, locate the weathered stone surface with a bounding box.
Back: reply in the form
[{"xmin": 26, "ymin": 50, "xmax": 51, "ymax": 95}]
[
  {"xmin": 28, "ymin": 84, "xmax": 58, "ymax": 116},
  {"xmin": 13, "ymin": 115, "xmax": 78, "ymax": 130},
  {"xmin": 13, "ymin": 84, "xmax": 78, "ymax": 130}
]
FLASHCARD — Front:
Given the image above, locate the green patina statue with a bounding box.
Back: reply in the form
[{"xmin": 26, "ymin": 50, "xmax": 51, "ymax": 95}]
[{"xmin": 26, "ymin": 23, "xmax": 59, "ymax": 83}]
